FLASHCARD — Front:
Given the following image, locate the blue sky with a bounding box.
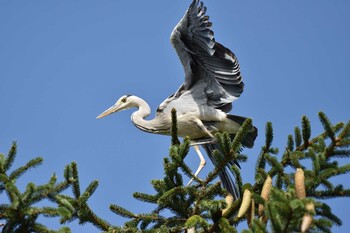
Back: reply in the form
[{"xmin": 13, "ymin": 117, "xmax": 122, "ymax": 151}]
[{"xmin": 1, "ymin": 0, "xmax": 349, "ymax": 232}]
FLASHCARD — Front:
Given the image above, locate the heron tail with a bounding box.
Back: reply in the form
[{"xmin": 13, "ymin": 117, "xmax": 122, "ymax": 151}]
[
  {"xmin": 227, "ymin": 114, "xmax": 258, "ymax": 148},
  {"xmin": 202, "ymin": 143, "xmax": 239, "ymax": 199}
]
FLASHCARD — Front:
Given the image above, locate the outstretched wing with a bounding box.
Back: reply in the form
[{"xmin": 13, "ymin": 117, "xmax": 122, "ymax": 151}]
[{"xmin": 170, "ymin": 0, "xmax": 243, "ymax": 112}]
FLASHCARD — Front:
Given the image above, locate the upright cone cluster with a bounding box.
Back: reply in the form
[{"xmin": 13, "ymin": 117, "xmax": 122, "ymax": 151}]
[
  {"xmin": 237, "ymin": 188, "xmax": 252, "ymax": 218},
  {"xmin": 295, "ymin": 168, "xmax": 315, "ymax": 232}
]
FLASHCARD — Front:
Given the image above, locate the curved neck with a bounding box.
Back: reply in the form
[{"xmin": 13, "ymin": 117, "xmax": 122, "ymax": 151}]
[{"xmin": 130, "ymin": 97, "xmax": 168, "ymax": 135}]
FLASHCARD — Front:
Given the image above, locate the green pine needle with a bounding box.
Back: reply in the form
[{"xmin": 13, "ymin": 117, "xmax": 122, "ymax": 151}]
[
  {"xmin": 71, "ymin": 162, "xmax": 81, "ymax": 199},
  {"xmin": 338, "ymin": 121, "xmax": 350, "ymax": 139},
  {"xmin": 318, "ymin": 112, "xmax": 335, "ymax": 139},
  {"xmin": 265, "ymin": 122, "xmax": 274, "ymax": 150},
  {"xmin": 4, "ymin": 142, "xmax": 17, "ymax": 172},
  {"xmin": 218, "ymin": 217, "xmax": 237, "ymax": 232},
  {"xmin": 9, "ymin": 157, "xmax": 43, "ymax": 181},
  {"xmin": 294, "ymin": 127, "xmax": 302, "ymax": 147},
  {"xmin": 80, "ymin": 180, "xmax": 99, "ymax": 204},
  {"xmin": 170, "ymin": 108, "xmax": 180, "ymax": 146},
  {"xmin": 110, "ymin": 204, "xmax": 136, "ymax": 219},
  {"xmin": 133, "ymin": 192, "xmax": 158, "ymax": 204},
  {"xmin": 287, "ymin": 135, "xmax": 294, "ymax": 151},
  {"xmin": 301, "ymin": 116, "xmax": 311, "ymax": 146},
  {"xmin": 185, "ymin": 215, "xmax": 209, "ymax": 230}
]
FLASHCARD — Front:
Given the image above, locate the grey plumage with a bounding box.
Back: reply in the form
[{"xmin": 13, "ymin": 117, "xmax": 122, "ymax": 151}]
[{"xmin": 97, "ymin": 0, "xmax": 257, "ymax": 199}]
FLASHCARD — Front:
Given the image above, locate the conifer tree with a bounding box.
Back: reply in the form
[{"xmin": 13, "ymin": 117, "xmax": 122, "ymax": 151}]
[
  {"xmin": 1, "ymin": 111, "xmax": 349, "ymax": 232},
  {"xmin": 0, "ymin": 142, "xmax": 72, "ymax": 233}
]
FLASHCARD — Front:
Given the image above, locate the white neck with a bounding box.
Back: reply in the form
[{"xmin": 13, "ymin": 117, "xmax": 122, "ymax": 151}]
[{"xmin": 130, "ymin": 96, "xmax": 169, "ymax": 135}]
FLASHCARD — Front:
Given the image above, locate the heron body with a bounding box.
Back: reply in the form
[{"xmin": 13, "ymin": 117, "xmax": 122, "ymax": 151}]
[{"xmin": 97, "ymin": 0, "xmax": 257, "ymax": 198}]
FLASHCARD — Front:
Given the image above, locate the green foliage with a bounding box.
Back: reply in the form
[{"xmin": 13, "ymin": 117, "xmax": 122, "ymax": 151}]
[
  {"xmin": 0, "ymin": 142, "xmax": 72, "ymax": 233},
  {"xmin": 1, "ymin": 112, "xmax": 349, "ymax": 232},
  {"xmin": 251, "ymin": 112, "xmax": 350, "ymax": 233}
]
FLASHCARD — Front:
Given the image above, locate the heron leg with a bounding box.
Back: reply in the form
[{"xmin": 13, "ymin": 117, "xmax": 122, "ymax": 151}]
[
  {"xmin": 190, "ymin": 138, "xmax": 217, "ymax": 146},
  {"xmin": 187, "ymin": 144, "xmax": 206, "ymax": 186}
]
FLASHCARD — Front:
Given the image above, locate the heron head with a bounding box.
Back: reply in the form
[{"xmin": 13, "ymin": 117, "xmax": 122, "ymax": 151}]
[{"xmin": 96, "ymin": 94, "xmax": 135, "ymax": 119}]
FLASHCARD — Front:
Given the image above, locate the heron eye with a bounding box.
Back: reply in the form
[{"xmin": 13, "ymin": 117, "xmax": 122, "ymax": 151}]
[{"xmin": 121, "ymin": 98, "xmax": 127, "ymax": 103}]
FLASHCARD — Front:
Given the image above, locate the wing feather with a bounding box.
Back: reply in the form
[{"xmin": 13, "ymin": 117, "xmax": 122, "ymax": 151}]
[{"xmin": 170, "ymin": 0, "xmax": 244, "ymax": 111}]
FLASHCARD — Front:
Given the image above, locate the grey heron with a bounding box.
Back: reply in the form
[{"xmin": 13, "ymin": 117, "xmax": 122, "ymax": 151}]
[{"xmin": 97, "ymin": 0, "xmax": 257, "ymax": 198}]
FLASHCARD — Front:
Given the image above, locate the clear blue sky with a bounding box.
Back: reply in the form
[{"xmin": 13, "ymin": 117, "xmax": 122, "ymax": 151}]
[{"xmin": 1, "ymin": 1, "xmax": 349, "ymax": 232}]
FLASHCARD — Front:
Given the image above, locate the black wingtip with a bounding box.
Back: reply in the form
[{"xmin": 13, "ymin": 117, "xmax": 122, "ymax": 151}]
[
  {"xmin": 190, "ymin": 0, "xmax": 198, "ymax": 8},
  {"xmin": 227, "ymin": 114, "xmax": 258, "ymax": 148},
  {"xmin": 243, "ymin": 126, "xmax": 258, "ymax": 148},
  {"xmin": 202, "ymin": 144, "xmax": 240, "ymax": 199}
]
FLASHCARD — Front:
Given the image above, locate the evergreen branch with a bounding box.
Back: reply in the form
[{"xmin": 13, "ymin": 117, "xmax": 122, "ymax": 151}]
[
  {"xmin": 217, "ymin": 132, "xmax": 232, "ymax": 155},
  {"xmin": 256, "ymin": 122, "xmax": 277, "ymax": 183},
  {"xmin": 230, "ymin": 118, "xmax": 252, "ymax": 152},
  {"xmin": 171, "ymin": 108, "xmax": 180, "ymax": 146},
  {"xmin": 313, "ymin": 218, "xmax": 332, "ymax": 233},
  {"xmin": 179, "ymin": 137, "xmax": 190, "ymax": 160},
  {"xmin": 9, "ymin": 157, "xmax": 43, "ymax": 181},
  {"xmin": 31, "ymin": 181, "xmax": 70, "ymax": 205},
  {"xmin": 294, "ymin": 127, "xmax": 302, "ymax": 148},
  {"xmin": 253, "ymin": 168, "xmax": 268, "ymax": 193},
  {"xmin": 133, "ymin": 192, "xmax": 158, "ymax": 204},
  {"xmin": 48, "ymin": 173, "xmax": 58, "ymax": 187},
  {"xmin": 4, "ymin": 180, "xmax": 21, "ymax": 204},
  {"xmin": 337, "ymin": 138, "xmax": 350, "ymax": 148},
  {"xmin": 174, "ymin": 138, "xmax": 203, "ymax": 185},
  {"xmin": 265, "ymin": 154, "xmax": 284, "ymax": 176},
  {"xmin": 222, "ymin": 198, "xmax": 241, "ymax": 219},
  {"xmin": 236, "ymin": 153, "xmax": 248, "ymax": 163},
  {"xmin": 79, "ymin": 180, "xmax": 99, "ymax": 204},
  {"xmin": 205, "ymin": 121, "xmax": 250, "ymax": 187},
  {"xmin": 309, "ymin": 189, "xmax": 350, "ymax": 199},
  {"xmin": 4, "ymin": 142, "xmax": 17, "ymax": 172},
  {"xmin": 217, "ymin": 217, "xmax": 237, "ymax": 233},
  {"xmin": 204, "ymin": 151, "xmax": 227, "ymax": 186},
  {"xmin": 157, "ymin": 187, "xmax": 191, "ymax": 217},
  {"xmin": 310, "ymin": 148, "xmax": 320, "ymax": 176},
  {"xmin": 138, "ymin": 213, "xmax": 167, "ymax": 230},
  {"xmin": 249, "ymin": 219, "xmax": 269, "ymax": 233},
  {"xmin": 301, "ymin": 116, "xmax": 311, "ymax": 147},
  {"xmin": 71, "ymin": 162, "xmax": 80, "ymax": 199},
  {"xmin": 78, "ymin": 204, "xmax": 111, "ymax": 231},
  {"xmin": 192, "ymin": 182, "xmax": 222, "ymax": 215},
  {"xmin": 319, "ymin": 179, "xmax": 334, "ymax": 190},
  {"xmin": 64, "ymin": 164, "xmax": 73, "ymax": 182},
  {"xmin": 151, "ymin": 179, "xmax": 166, "ymax": 193},
  {"xmin": 265, "ymin": 197, "xmax": 282, "ymax": 233},
  {"xmin": 287, "ymin": 135, "xmax": 294, "ymax": 151},
  {"xmin": 290, "ymin": 151, "xmax": 304, "ymax": 168},
  {"xmin": 333, "ymin": 122, "xmax": 346, "ymax": 134},
  {"xmin": 328, "ymin": 149, "xmax": 350, "ymax": 158},
  {"xmin": 265, "ymin": 122, "xmax": 274, "ymax": 150},
  {"xmin": 338, "ymin": 120, "xmax": 350, "ymax": 139},
  {"xmin": 39, "ymin": 207, "xmax": 61, "ymax": 218},
  {"xmin": 316, "ymin": 202, "xmax": 342, "ymax": 226},
  {"xmin": 0, "ymin": 153, "xmax": 5, "ymax": 175},
  {"xmin": 2, "ymin": 112, "xmax": 349, "ymax": 232},
  {"xmin": 54, "ymin": 195, "xmax": 76, "ymax": 214},
  {"xmin": 232, "ymin": 164, "xmax": 243, "ymax": 197},
  {"xmin": 179, "ymin": 162, "xmax": 202, "ymax": 185},
  {"xmin": 294, "ymin": 116, "xmax": 339, "ymax": 153},
  {"xmin": 185, "ymin": 215, "xmax": 210, "ymax": 231},
  {"xmin": 196, "ymin": 182, "xmax": 224, "ymax": 203},
  {"xmin": 319, "ymin": 164, "xmax": 350, "ymax": 180},
  {"xmin": 318, "ymin": 112, "xmax": 335, "ymax": 140},
  {"xmin": 22, "ymin": 182, "xmax": 35, "ymax": 204},
  {"xmin": 110, "ymin": 204, "xmax": 136, "ymax": 219}
]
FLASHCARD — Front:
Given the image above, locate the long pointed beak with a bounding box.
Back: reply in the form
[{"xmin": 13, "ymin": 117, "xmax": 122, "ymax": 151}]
[{"xmin": 96, "ymin": 104, "xmax": 118, "ymax": 119}]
